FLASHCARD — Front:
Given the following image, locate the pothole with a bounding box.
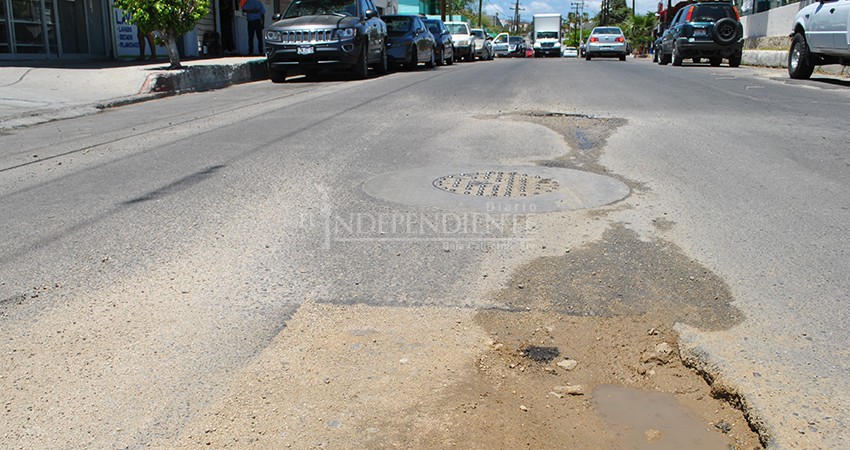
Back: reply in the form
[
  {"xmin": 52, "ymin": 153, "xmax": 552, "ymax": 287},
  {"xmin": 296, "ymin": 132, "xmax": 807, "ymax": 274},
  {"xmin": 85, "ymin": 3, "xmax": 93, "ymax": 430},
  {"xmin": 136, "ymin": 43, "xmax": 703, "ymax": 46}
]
[
  {"xmin": 520, "ymin": 345, "xmax": 560, "ymax": 362},
  {"xmin": 432, "ymin": 172, "xmax": 559, "ymax": 198}
]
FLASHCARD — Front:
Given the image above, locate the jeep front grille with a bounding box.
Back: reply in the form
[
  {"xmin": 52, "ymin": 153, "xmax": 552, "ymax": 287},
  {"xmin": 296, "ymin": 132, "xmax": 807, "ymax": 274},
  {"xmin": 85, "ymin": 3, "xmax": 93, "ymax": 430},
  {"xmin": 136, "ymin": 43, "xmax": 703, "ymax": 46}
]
[{"xmin": 280, "ymin": 29, "xmax": 334, "ymax": 43}]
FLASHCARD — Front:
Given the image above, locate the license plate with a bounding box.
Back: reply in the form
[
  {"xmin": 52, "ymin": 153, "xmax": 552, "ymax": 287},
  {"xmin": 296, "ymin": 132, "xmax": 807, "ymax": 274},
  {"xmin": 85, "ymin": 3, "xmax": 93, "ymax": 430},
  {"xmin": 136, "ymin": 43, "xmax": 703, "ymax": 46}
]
[
  {"xmin": 694, "ymin": 29, "xmax": 707, "ymax": 37},
  {"xmin": 297, "ymin": 45, "xmax": 314, "ymax": 55},
  {"xmin": 601, "ymin": 46, "xmax": 612, "ymax": 50}
]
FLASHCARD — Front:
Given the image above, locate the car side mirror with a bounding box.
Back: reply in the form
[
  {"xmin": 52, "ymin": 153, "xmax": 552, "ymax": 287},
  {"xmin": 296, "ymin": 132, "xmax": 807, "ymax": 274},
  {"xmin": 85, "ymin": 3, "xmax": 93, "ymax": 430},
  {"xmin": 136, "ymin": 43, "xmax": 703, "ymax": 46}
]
[
  {"xmin": 272, "ymin": 13, "xmax": 282, "ymax": 20},
  {"xmin": 365, "ymin": 9, "xmax": 378, "ymax": 19}
]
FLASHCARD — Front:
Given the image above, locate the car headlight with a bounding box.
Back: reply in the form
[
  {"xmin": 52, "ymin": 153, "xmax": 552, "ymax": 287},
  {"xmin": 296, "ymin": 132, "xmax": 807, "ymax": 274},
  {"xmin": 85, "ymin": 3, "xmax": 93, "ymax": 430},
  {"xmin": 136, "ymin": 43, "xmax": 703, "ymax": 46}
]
[
  {"xmin": 265, "ymin": 30, "xmax": 283, "ymax": 43},
  {"xmin": 335, "ymin": 28, "xmax": 356, "ymax": 40},
  {"xmin": 533, "ymin": 42, "xmax": 541, "ymax": 48},
  {"xmin": 554, "ymin": 42, "xmax": 561, "ymax": 47}
]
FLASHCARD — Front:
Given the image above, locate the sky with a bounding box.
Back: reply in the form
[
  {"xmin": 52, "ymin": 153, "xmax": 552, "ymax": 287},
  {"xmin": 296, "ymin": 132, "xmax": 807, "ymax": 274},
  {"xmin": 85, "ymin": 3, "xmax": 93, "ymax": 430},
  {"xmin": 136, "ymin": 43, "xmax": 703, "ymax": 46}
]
[{"xmin": 482, "ymin": 0, "xmax": 662, "ymax": 24}]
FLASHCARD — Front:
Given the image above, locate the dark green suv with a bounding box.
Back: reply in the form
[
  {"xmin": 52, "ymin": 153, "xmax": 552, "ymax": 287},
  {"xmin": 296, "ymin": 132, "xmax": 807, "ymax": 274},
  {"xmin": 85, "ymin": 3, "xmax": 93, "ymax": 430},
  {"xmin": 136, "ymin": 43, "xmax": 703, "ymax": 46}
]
[{"xmin": 658, "ymin": 2, "xmax": 743, "ymax": 67}]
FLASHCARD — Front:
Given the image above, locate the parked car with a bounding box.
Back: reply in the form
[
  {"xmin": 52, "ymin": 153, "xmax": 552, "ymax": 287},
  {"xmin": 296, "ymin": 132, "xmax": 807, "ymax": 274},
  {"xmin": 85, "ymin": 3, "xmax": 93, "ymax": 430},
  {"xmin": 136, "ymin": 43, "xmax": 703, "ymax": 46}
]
[
  {"xmin": 384, "ymin": 15, "xmax": 436, "ymax": 69},
  {"xmin": 579, "ymin": 40, "xmax": 585, "ymax": 57},
  {"xmin": 561, "ymin": 46, "xmax": 578, "ymax": 57},
  {"xmin": 492, "ymin": 33, "xmax": 510, "ymax": 56},
  {"xmin": 788, "ymin": 0, "xmax": 850, "ymax": 79},
  {"xmin": 657, "ymin": 2, "xmax": 743, "ymax": 67},
  {"xmin": 423, "ymin": 18, "xmax": 455, "ymax": 66},
  {"xmin": 585, "ymin": 27, "xmax": 628, "ymax": 61},
  {"xmin": 471, "ymin": 28, "xmax": 494, "ymax": 60},
  {"xmin": 446, "ymin": 21, "xmax": 476, "ymax": 62},
  {"xmin": 525, "ymin": 44, "xmax": 534, "ymax": 58},
  {"xmin": 265, "ymin": 0, "xmax": 388, "ymax": 82},
  {"xmin": 507, "ymin": 36, "xmax": 526, "ymax": 57}
]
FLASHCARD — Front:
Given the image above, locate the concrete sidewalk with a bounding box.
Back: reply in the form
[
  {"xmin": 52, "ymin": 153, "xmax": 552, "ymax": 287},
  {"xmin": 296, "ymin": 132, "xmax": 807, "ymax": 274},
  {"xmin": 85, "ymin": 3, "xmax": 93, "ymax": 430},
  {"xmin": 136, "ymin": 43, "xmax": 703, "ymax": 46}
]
[{"xmin": 0, "ymin": 56, "xmax": 269, "ymax": 129}]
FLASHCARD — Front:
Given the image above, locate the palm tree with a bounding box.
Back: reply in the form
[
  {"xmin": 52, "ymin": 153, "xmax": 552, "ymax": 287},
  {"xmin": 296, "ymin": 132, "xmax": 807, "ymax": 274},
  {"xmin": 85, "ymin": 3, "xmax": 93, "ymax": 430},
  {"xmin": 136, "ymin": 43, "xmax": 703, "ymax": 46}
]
[{"xmin": 621, "ymin": 12, "xmax": 656, "ymax": 54}]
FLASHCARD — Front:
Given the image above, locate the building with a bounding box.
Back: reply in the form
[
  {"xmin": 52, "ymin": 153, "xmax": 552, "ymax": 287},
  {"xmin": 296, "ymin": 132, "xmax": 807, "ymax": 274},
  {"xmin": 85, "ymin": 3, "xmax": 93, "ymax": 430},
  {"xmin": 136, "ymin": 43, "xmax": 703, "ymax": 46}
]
[
  {"xmin": 0, "ymin": 0, "xmax": 401, "ymax": 61},
  {"xmin": 397, "ymin": 0, "xmax": 438, "ymax": 15}
]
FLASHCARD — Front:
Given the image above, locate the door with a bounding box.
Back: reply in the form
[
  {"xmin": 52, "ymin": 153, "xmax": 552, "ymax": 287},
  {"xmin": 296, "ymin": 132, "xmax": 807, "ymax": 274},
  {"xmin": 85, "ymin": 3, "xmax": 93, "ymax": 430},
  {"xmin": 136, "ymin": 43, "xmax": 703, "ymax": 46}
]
[
  {"xmin": 807, "ymin": 0, "xmax": 839, "ymax": 50},
  {"xmin": 830, "ymin": 0, "xmax": 850, "ymax": 51}
]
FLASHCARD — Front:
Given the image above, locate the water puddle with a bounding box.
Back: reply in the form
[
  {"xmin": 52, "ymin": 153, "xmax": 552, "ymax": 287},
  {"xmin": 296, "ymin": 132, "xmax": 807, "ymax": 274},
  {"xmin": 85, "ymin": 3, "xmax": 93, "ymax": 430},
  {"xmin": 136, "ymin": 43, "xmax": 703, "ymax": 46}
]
[{"xmin": 593, "ymin": 384, "xmax": 731, "ymax": 450}]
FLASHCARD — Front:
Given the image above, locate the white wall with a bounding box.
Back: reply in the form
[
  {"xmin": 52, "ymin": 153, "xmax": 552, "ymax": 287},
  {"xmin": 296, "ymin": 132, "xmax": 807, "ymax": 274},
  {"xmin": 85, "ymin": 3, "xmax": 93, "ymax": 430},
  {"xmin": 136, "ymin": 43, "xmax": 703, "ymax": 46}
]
[{"xmin": 741, "ymin": 0, "xmax": 812, "ymax": 38}]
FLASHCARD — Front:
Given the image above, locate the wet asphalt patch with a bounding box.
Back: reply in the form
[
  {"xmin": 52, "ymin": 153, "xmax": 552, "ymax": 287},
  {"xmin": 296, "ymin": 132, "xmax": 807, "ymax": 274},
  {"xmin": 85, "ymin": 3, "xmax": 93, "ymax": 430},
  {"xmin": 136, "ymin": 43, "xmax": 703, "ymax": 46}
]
[
  {"xmin": 496, "ymin": 223, "xmax": 744, "ymax": 331},
  {"xmin": 520, "ymin": 345, "xmax": 560, "ymax": 363}
]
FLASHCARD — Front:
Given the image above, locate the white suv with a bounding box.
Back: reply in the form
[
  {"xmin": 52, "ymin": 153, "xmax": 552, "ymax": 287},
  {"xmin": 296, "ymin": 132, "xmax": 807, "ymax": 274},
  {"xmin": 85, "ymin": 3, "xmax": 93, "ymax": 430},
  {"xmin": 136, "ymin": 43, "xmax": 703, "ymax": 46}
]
[
  {"xmin": 446, "ymin": 21, "xmax": 477, "ymax": 62},
  {"xmin": 788, "ymin": 0, "xmax": 850, "ymax": 79}
]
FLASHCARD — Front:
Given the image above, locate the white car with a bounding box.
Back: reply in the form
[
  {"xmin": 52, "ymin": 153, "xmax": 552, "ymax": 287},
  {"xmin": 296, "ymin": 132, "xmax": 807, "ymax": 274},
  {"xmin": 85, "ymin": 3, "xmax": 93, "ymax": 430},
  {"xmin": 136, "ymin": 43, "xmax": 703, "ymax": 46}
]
[
  {"xmin": 561, "ymin": 46, "xmax": 578, "ymax": 58},
  {"xmin": 788, "ymin": 0, "xmax": 850, "ymax": 79},
  {"xmin": 585, "ymin": 26, "xmax": 627, "ymax": 61},
  {"xmin": 446, "ymin": 21, "xmax": 477, "ymax": 62},
  {"xmin": 471, "ymin": 28, "xmax": 494, "ymax": 60},
  {"xmin": 492, "ymin": 33, "xmax": 510, "ymax": 56}
]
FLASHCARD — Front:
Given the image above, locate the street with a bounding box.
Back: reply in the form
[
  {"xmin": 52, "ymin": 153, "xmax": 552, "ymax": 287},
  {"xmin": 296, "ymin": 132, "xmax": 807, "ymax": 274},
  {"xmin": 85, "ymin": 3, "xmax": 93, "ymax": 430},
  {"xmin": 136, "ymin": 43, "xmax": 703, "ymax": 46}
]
[{"xmin": 1, "ymin": 56, "xmax": 849, "ymax": 448}]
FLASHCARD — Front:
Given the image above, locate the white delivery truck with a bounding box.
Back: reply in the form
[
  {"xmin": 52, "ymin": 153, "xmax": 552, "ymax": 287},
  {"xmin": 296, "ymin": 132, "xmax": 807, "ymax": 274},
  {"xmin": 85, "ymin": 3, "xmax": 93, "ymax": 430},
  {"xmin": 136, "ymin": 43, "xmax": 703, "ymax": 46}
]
[{"xmin": 533, "ymin": 13, "xmax": 562, "ymax": 57}]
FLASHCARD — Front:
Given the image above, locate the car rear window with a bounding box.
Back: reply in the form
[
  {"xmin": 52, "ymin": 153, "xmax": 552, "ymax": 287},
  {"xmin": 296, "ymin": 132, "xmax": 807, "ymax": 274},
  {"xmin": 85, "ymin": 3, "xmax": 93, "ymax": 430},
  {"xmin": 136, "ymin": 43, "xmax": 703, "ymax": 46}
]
[
  {"xmin": 509, "ymin": 36, "xmax": 523, "ymax": 43},
  {"xmin": 592, "ymin": 27, "xmax": 622, "ymax": 35},
  {"xmin": 385, "ymin": 17, "xmax": 412, "ymax": 34},
  {"xmin": 472, "ymin": 30, "xmax": 485, "ymax": 38},
  {"xmin": 690, "ymin": 4, "xmax": 736, "ymax": 21}
]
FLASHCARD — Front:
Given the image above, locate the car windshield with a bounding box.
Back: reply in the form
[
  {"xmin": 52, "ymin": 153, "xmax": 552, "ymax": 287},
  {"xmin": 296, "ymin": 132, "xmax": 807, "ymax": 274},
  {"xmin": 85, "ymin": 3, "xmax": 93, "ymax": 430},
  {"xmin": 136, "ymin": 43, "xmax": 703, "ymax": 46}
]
[
  {"xmin": 509, "ymin": 36, "xmax": 523, "ymax": 43},
  {"xmin": 592, "ymin": 27, "xmax": 622, "ymax": 35},
  {"xmin": 536, "ymin": 31, "xmax": 558, "ymax": 39},
  {"xmin": 283, "ymin": 0, "xmax": 358, "ymax": 18},
  {"xmin": 385, "ymin": 17, "xmax": 412, "ymax": 34},
  {"xmin": 472, "ymin": 30, "xmax": 485, "ymax": 38},
  {"xmin": 448, "ymin": 23, "xmax": 469, "ymax": 34},
  {"xmin": 424, "ymin": 20, "xmax": 442, "ymax": 34},
  {"xmin": 690, "ymin": 4, "xmax": 736, "ymax": 22}
]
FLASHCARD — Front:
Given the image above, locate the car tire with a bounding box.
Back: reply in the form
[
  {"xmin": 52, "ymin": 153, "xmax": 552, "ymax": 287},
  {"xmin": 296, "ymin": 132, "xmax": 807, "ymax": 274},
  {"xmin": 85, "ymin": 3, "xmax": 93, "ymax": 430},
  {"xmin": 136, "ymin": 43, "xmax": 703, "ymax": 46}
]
[
  {"xmin": 728, "ymin": 51, "xmax": 742, "ymax": 67},
  {"xmin": 352, "ymin": 45, "xmax": 369, "ymax": 79},
  {"xmin": 436, "ymin": 47, "xmax": 444, "ymax": 66},
  {"xmin": 374, "ymin": 43, "xmax": 389, "ymax": 75},
  {"xmin": 405, "ymin": 45, "xmax": 418, "ymax": 70},
  {"xmin": 671, "ymin": 45, "xmax": 683, "ymax": 66},
  {"xmin": 788, "ymin": 32, "xmax": 815, "ymax": 79},
  {"xmin": 467, "ymin": 49, "xmax": 475, "ymax": 62},
  {"xmin": 446, "ymin": 46, "xmax": 454, "ymax": 65},
  {"xmin": 713, "ymin": 18, "xmax": 740, "ymax": 45},
  {"xmin": 692, "ymin": 57, "xmax": 701, "ymax": 64},
  {"xmin": 619, "ymin": 53, "xmax": 626, "ymax": 61},
  {"xmin": 269, "ymin": 68, "xmax": 286, "ymax": 83},
  {"xmin": 709, "ymin": 57, "xmax": 722, "ymax": 66},
  {"xmin": 425, "ymin": 48, "xmax": 436, "ymax": 68},
  {"xmin": 659, "ymin": 48, "xmax": 671, "ymax": 65},
  {"xmin": 652, "ymin": 50, "xmax": 658, "ymax": 63},
  {"xmin": 585, "ymin": 53, "xmax": 591, "ymax": 60}
]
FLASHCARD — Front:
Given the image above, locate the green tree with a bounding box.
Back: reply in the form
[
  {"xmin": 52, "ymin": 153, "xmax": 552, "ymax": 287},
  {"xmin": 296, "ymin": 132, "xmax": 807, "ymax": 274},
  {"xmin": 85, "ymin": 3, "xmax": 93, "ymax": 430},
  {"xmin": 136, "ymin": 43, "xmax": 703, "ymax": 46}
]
[
  {"xmin": 621, "ymin": 12, "xmax": 656, "ymax": 54},
  {"xmin": 596, "ymin": 0, "xmax": 631, "ymax": 25},
  {"xmin": 114, "ymin": 0, "xmax": 210, "ymax": 69}
]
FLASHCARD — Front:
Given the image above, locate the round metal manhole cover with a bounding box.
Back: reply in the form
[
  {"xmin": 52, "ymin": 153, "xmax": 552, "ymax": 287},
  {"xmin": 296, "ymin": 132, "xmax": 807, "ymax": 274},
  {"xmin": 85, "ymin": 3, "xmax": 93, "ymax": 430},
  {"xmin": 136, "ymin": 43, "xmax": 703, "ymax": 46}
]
[{"xmin": 433, "ymin": 172, "xmax": 559, "ymax": 198}]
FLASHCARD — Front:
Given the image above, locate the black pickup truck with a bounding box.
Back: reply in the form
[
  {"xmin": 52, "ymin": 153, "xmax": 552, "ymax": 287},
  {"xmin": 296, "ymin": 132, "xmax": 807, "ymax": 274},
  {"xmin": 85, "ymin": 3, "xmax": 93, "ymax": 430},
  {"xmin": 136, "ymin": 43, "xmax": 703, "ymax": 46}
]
[{"xmin": 264, "ymin": 0, "xmax": 388, "ymax": 82}]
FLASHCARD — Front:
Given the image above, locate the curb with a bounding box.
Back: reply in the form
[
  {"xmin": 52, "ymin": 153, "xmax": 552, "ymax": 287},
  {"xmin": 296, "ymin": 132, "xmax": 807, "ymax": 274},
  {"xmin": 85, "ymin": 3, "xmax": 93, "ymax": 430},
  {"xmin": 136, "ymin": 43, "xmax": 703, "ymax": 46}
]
[
  {"xmin": 140, "ymin": 59, "xmax": 269, "ymax": 94},
  {"xmin": 743, "ymin": 50, "xmax": 787, "ymax": 68}
]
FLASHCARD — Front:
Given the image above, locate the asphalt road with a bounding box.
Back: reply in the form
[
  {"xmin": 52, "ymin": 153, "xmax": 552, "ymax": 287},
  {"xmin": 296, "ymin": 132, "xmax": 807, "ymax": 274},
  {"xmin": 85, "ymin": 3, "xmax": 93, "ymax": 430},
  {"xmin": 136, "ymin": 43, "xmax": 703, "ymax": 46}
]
[{"xmin": 1, "ymin": 56, "xmax": 849, "ymax": 448}]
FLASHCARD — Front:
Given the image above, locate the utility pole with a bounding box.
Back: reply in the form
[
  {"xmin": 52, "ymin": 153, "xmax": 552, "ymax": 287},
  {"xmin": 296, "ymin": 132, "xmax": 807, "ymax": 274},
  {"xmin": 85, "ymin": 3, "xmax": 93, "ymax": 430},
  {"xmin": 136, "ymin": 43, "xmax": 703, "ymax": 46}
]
[
  {"xmin": 440, "ymin": 0, "xmax": 446, "ymax": 21},
  {"xmin": 510, "ymin": 0, "xmax": 524, "ymax": 35},
  {"xmin": 478, "ymin": 0, "xmax": 483, "ymax": 27},
  {"xmin": 571, "ymin": 2, "xmax": 580, "ymax": 44}
]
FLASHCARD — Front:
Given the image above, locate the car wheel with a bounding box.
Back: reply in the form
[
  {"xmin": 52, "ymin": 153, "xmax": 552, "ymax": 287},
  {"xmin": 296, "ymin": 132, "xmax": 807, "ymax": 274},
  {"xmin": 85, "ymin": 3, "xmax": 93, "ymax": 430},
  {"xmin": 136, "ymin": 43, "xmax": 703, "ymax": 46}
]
[
  {"xmin": 405, "ymin": 45, "xmax": 418, "ymax": 70},
  {"xmin": 692, "ymin": 57, "xmax": 701, "ymax": 64},
  {"xmin": 709, "ymin": 57, "xmax": 722, "ymax": 66},
  {"xmin": 446, "ymin": 46, "xmax": 454, "ymax": 65},
  {"xmin": 436, "ymin": 47, "xmax": 444, "ymax": 66},
  {"xmin": 269, "ymin": 68, "xmax": 286, "ymax": 83},
  {"xmin": 671, "ymin": 45, "xmax": 683, "ymax": 66},
  {"xmin": 467, "ymin": 49, "xmax": 475, "ymax": 62},
  {"xmin": 713, "ymin": 18, "xmax": 740, "ymax": 45},
  {"xmin": 652, "ymin": 51, "xmax": 658, "ymax": 63},
  {"xmin": 374, "ymin": 43, "xmax": 389, "ymax": 75},
  {"xmin": 659, "ymin": 48, "xmax": 671, "ymax": 65},
  {"xmin": 585, "ymin": 53, "xmax": 591, "ymax": 61},
  {"xmin": 728, "ymin": 51, "xmax": 742, "ymax": 67},
  {"xmin": 619, "ymin": 53, "xmax": 626, "ymax": 61},
  {"xmin": 788, "ymin": 32, "xmax": 814, "ymax": 79},
  {"xmin": 425, "ymin": 48, "xmax": 436, "ymax": 68},
  {"xmin": 352, "ymin": 45, "xmax": 369, "ymax": 79}
]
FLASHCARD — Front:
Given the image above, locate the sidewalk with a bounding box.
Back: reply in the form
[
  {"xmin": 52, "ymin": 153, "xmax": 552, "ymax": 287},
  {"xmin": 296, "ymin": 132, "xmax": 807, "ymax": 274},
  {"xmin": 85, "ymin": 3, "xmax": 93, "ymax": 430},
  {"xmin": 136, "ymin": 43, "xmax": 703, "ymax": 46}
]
[{"xmin": 0, "ymin": 56, "xmax": 268, "ymax": 129}]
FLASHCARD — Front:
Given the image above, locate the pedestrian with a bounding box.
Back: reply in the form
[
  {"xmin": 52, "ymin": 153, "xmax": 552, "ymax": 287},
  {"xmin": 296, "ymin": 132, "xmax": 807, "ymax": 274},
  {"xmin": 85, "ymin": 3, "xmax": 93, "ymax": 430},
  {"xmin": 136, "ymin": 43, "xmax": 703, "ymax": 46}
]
[
  {"xmin": 136, "ymin": 27, "xmax": 156, "ymax": 61},
  {"xmin": 242, "ymin": 0, "xmax": 266, "ymax": 56}
]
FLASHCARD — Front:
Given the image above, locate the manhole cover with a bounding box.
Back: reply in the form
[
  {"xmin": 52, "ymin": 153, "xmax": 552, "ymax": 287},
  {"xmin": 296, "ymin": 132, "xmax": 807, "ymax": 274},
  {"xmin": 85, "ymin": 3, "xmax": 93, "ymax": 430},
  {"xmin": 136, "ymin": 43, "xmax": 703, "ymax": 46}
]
[{"xmin": 433, "ymin": 172, "xmax": 559, "ymax": 198}]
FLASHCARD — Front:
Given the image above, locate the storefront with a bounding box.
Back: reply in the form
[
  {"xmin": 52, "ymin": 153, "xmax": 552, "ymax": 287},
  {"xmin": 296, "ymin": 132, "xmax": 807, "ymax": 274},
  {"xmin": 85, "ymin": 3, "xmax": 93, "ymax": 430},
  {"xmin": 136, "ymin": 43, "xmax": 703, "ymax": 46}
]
[{"xmin": 1, "ymin": 0, "xmax": 111, "ymax": 58}]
